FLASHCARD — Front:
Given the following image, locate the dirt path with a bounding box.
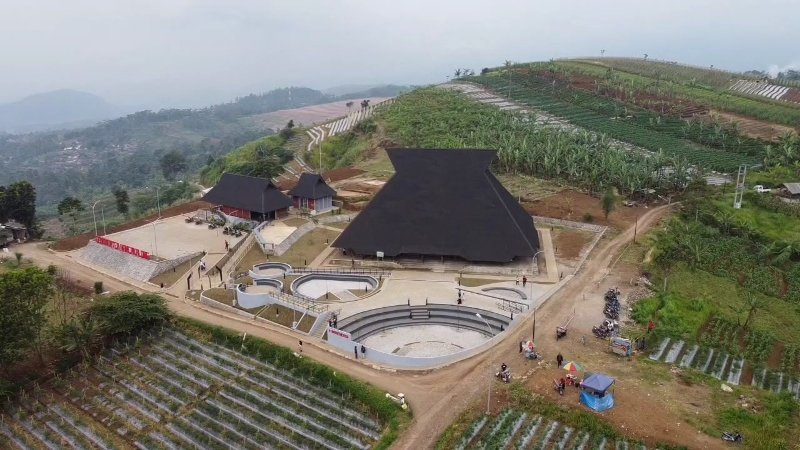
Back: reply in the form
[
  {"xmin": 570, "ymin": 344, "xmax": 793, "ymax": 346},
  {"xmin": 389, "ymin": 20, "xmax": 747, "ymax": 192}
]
[{"xmin": 19, "ymin": 204, "xmax": 723, "ymax": 449}]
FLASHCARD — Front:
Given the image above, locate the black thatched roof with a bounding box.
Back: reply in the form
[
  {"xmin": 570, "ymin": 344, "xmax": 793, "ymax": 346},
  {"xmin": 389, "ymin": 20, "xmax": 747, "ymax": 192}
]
[
  {"xmin": 202, "ymin": 173, "xmax": 293, "ymax": 213},
  {"xmin": 332, "ymin": 148, "xmax": 539, "ymax": 262},
  {"xmin": 287, "ymin": 173, "xmax": 336, "ymax": 199}
]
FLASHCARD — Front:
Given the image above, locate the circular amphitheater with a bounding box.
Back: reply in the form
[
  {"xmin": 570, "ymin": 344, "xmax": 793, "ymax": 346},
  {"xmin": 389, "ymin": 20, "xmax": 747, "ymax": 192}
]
[{"xmin": 330, "ymin": 304, "xmax": 513, "ymax": 368}]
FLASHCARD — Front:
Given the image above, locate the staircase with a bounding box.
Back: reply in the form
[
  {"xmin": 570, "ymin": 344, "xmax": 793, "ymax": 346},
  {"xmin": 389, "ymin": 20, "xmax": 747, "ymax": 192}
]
[
  {"xmin": 334, "ymin": 290, "xmax": 358, "ymax": 301},
  {"xmin": 308, "ymin": 311, "xmax": 330, "ymax": 339},
  {"xmin": 410, "ymin": 309, "xmax": 430, "ymax": 320}
]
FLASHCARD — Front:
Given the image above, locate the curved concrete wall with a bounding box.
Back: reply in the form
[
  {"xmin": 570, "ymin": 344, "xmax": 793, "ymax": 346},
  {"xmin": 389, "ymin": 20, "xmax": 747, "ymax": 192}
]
[
  {"xmin": 236, "ymin": 284, "xmax": 268, "ymax": 309},
  {"xmin": 249, "ymin": 262, "xmax": 292, "ymax": 279},
  {"xmin": 254, "ymin": 278, "xmax": 283, "ymax": 290},
  {"xmin": 482, "ymin": 287, "xmax": 528, "ymax": 300},
  {"xmin": 337, "ymin": 304, "xmax": 511, "ymax": 341},
  {"xmin": 290, "ymin": 273, "xmax": 378, "ymax": 294}
]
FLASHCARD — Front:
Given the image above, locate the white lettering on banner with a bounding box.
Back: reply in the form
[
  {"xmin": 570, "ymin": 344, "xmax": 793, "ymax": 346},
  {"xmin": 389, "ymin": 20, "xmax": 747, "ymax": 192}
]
[{"xmin": 329, "ymin": 328, "xmax": 351, "ymax": 340}]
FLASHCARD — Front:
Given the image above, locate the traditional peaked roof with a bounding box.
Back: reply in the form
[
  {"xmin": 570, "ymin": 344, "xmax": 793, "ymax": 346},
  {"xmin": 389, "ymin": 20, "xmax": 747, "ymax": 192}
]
[
  {"xmin": 287, "ymin": 173, "xmax": 336, "ymax": 199},
  {"xmin": 202, "ymin": 173, "xmax": 293, "ymax": 213},
  {"xmin": 332, "ymin": 148, "xmax": 539, "ymax": 262}
]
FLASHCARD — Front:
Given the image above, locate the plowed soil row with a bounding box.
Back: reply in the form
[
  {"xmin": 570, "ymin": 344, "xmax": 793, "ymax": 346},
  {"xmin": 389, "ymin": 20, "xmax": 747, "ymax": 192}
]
[{"xmin": 52, "ymin": 200, "xmax": 213, "ymax": 251}]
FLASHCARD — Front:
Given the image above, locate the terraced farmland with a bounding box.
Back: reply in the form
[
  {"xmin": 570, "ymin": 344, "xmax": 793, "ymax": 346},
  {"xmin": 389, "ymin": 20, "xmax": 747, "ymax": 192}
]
[
  {"xmin": 445, "ymin": 410, "xmax": 646, "ymax": 450},
  {"xmin": 469, "ymin": 73, "xmax": 760, "ymax": 171},
  {"xmin": 0, "ymin": 325, "xmax": 391, "ymax": 450},
  {"xmin": 649, "ymin": 337, "xmax": 800, "ymax": 400}
]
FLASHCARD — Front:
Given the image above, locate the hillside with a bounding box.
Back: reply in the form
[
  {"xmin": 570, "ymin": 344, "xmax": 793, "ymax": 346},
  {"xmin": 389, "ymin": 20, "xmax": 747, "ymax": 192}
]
[
  {"xmin": 0, "ymin": 89, "xmax": 121, "ymax": 133},
  {"xmin": 0, "ymin": 85, "xmax": 408, "ymax": 209}
]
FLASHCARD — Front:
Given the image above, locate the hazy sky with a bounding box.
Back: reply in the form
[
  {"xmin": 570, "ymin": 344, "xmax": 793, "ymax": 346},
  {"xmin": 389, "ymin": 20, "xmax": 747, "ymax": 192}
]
[{"xmin": 2, "ymin": 0, "xmax": 798, "ymax": 109}]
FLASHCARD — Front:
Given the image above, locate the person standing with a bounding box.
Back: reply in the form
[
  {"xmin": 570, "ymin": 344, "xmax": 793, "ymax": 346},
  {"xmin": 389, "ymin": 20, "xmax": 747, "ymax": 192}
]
[
  {"xmin": 224, "ymin": 240, "xmax": 229, "ymax": 251},
  {"xmin": 515, "ymin": 277, "xmax": 519, "ymax": 286},
  {"xmin": 648, "ymin": 321, "xmax": 655, "ymax": 334},
  {"xmin": 298, "ymin": 340, "xmax": 303, "ymax": 353},
  {"xmin": 556, "ymin": 353, "xmax": 563, "ymax": 367},
  {"xmin": 354, "ymin": 346, "xmax": 358, "ymax": 360},
  {"xmin": 522, "ymin": 276, "xmax": 527, "ymax": 287}
]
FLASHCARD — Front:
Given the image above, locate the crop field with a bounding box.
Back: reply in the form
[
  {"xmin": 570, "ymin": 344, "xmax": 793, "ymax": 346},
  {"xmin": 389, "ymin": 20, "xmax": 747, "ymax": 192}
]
[
  {"xmin": 440, "ymin": 409, "xmax": 647, "ymax": 450},
  {"xmin": 551, "ymin": 61, "xmax": 800, "ymax": 127},
  {"xmin": 373, "ymin": 87, "xmax": 697, "ymax": 196},
  {"xmin": 648, "ymin": 316, "xmax": 800, "ymax": 397},
  {"xmin": 469, "ymin": 73, "xmax": 760, "ymax": 171},
  {"xmin": 0, "ymin": 323, "xmax": 396, "ymax": 450}
]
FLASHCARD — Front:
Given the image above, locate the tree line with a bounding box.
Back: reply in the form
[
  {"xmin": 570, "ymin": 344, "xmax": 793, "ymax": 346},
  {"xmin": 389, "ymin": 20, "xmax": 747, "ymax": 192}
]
[{"xmin": 0, "ymin": 263, "xmax": 170, "ymax": 396}]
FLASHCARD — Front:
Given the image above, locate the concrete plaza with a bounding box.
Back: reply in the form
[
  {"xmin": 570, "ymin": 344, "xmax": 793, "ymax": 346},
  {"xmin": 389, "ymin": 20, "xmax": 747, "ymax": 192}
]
[{"xmin": 103, "ymin": 215, "xmax": 244, "ymax": 261}]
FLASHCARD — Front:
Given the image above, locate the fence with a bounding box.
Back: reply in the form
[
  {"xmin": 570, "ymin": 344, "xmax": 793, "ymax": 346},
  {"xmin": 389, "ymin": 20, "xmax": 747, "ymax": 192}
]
[
  {"xmin": 251, "ymin": 221, "xmax": 272, "ymax": 253},
  {"xmin": 288, "ymin": 267, "xmax": 388, "ymax": 276},
  {"xmin": 222, "ymin": 232, "xmax": 256, "ymax": 277}
]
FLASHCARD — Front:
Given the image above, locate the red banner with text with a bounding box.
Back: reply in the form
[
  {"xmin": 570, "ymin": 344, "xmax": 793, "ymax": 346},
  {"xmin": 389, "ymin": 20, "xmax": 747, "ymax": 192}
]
[{"xmin": 95, "ymin": 236, "xmax": 150, "ymax": 260}]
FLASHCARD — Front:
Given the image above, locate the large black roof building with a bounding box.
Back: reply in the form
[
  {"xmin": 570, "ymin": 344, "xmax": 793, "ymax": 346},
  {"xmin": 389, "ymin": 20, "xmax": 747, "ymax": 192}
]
[{"xmin": 332, "ymin": 148, "xmax": 539, "ymax": 263}]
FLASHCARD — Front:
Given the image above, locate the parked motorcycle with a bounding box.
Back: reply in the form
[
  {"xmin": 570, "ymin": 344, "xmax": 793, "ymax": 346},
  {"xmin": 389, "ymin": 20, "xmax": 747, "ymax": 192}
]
[
  {"xmin": 592, "ymin": 326, "xmax": 610, "ymax": 339},
  {"xmin": 721, "ymin": 431, "xmax": 743, "ymax": 442},
  {"xmin": 552, "ymin": 379, "xmax": 565, "ymax": 396},
  {"xmin": 495, "ymin": 370, "xmax": 512, "ymax": 383}
]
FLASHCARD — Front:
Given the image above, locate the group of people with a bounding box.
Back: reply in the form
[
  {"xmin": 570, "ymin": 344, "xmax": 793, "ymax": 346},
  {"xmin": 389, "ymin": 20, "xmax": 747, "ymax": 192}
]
[
  {"xmin": 515, "ymin": 276, "xmax": 528, "ymax": 287},
  {"xmin": 328, "ymin": 312, "xmax": 339, "ymax": 329}
]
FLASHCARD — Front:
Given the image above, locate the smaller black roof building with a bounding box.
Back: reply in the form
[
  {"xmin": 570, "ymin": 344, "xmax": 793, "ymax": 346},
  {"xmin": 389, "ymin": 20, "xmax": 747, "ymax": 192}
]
[
  {"xmin": 202, "ymin": 173, "xmax": 293, "ymax": 213},
  {"xmin": 287, "ymin": 173, "xmax": 337, "ymax": 199}
]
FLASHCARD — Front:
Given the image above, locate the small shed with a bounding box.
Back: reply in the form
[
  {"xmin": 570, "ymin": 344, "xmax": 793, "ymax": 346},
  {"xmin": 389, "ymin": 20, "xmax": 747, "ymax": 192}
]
[
  {"xmin": 286, "ymin": 173, "xmax": 336, "ymax": 213},
  {"xmin": 0, "ymin": 220, "xmax": 27, "ymax": 246},
  {"xmin": 580, "ymin": 373, "xmax": 616, "ymax": 412},
  {"xmin": 780, "ymin": 182, "xmax": 800, "ymax": 199}
]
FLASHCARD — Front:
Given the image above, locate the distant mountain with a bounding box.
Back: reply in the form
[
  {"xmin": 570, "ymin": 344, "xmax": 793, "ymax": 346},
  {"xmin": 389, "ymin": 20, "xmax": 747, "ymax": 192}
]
[
  {"xmin": 322, "ymin": 84, "xmax": 384, "ymax": 96},
  {"xmin": 0, "ymin": 89, "xmax": 122, "ymax": 133}
]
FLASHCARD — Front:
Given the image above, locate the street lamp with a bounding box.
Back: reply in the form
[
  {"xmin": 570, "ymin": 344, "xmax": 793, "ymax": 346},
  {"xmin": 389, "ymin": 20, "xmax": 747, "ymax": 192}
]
[
  {"xmin": 146, "ymin": 186, "xmax": 162, "ymax": 218},
  {"xmin": 476, "ymin": 313, "xmax": 494, "ymax": 415},
  {"xmin": 101, "ymin": 206, "xmax": 107, "ymax": 235},
  {"xmin": 152, "ymin": 222, "xmax": 159, "ymax": 258},
  {"xmin": 91, "ymin": 200, "xmax": 102, "ymax": 236}
]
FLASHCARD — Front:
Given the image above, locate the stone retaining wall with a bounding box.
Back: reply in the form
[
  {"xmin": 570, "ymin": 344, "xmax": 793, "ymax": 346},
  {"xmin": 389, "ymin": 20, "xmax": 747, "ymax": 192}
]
[
  {"xmin": 151, "ymin": 251, "xmax": 204, "ymax": 280},
  {"xmin": 199, "ymin": 293, "xmax": 255, "ymax": 319},
  {"xmin": 272, "ymin": 221, "xmax": 316, "ymax": 255},
  {"xmin": 268, "ymin": 213, "xmax": 358, "ymax": 256}
]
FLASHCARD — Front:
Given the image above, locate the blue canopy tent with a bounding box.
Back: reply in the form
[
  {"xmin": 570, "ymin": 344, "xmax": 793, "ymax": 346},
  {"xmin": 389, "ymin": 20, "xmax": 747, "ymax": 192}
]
[{"xmin": 580, "ymin": 373, "xmax": 616, "ymax": 412}]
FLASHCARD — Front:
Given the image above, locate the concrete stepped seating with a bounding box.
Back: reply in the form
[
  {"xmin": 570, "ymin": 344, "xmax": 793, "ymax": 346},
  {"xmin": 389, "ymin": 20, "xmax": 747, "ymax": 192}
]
[
  {"xmin": 337, "ymin": 304, "xmax": 510, "ymax": 341},
  {"xmin": 81, "ymin": 241, "xmax": 159, "ymax": 282}
]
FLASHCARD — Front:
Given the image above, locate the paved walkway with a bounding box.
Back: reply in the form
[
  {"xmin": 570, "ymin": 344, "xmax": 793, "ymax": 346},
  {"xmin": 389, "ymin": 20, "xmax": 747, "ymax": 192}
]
[{"xmin": 539, "ymin": 228, "xmax": 560, "ymax": 283}]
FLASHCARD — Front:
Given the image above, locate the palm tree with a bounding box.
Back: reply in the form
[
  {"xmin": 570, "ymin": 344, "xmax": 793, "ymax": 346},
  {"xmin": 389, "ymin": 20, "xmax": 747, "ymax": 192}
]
[
  {"xmin": 56, "ymin": 314, "xmax": 99, "ymax": 363},
  {"xmin": 454, "ymin": 68, "xmax": 462, "ymax": 78},
  {"xmin": 346, "ymin": 101, "xmax": 354, "ymax": 114}
]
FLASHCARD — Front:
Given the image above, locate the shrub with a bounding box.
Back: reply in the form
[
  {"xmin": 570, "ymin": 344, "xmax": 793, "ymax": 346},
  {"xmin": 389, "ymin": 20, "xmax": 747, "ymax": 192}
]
[
  {"xmin": 583, "ymin": 213, "xmax": 594, "ymax": 223},
  {"xmin": 93, "ymin": 281, "xmax": 103, "ymax": 294},
  {"xmin": 89, "ymin": 291, "xmax": 171, "ymax": 336}
]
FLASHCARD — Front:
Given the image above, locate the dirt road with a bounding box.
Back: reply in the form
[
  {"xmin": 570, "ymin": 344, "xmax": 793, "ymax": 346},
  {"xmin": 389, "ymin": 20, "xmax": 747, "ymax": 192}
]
[{"xmin": 20, "ymin": 204, "xmax": 722, "ymax": 449}]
